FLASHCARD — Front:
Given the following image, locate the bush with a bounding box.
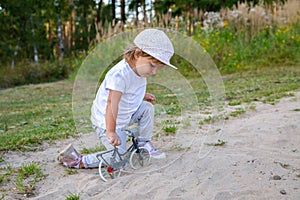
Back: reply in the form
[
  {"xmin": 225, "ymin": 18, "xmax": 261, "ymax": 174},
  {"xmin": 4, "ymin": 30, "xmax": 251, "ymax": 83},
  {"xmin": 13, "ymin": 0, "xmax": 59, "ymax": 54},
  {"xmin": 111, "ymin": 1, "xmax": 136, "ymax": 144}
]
[
  {"xmin": 193, "ymin": 0, "xmax": 300, "ymax": 74},
  {"xmin": 0, "ymin": 59, "xmax": 77, "ymax": 89},
  {"xmin": 194, "ymin": 21, "xmax": 300, "ymax": 73}
]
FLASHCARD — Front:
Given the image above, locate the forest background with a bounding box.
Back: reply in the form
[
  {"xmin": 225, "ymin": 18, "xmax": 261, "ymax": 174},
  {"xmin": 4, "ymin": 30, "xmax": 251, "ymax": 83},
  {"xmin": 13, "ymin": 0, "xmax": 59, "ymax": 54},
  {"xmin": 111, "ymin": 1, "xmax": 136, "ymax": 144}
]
[{"xmin": 0, "ymin": 0, "xmax": 299, "ymax": 88}]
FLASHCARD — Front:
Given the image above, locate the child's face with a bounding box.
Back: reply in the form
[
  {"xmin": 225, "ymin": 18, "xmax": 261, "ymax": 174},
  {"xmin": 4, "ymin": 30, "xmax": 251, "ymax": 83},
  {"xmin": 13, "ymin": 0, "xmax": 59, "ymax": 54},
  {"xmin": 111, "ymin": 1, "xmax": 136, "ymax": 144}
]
[{"xmin": 135, "ymin": 56, "xmax": 164, "ymax": 77}]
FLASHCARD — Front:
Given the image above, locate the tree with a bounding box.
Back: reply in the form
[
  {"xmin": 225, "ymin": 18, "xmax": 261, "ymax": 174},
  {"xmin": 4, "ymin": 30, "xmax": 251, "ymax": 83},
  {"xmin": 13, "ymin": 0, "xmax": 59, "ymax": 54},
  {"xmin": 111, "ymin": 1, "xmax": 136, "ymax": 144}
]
[
  {"xmin": 0, "ymin": 0, "xmax": 53, "ymax": 64},
  {"xmin": 0, "ymin": 0, "xmax": 289, "ymax": 66},
  {"xmin": 120, "ymin": 0, "xmax": 126, "ymax": 26},
  {"xmin": 96, "ymin": 0, "xmax": 103, "ymax": 25},
  {"xmin": 73, "ymin": 0, "xmax": 96, "ymax": 52},
  {"xmin": 111, "ymin": 0, "xmax": 116, "ymax": 27},
  {"xmin": 54, "ymin": 0, "xmax": 65, "ymax": 60}
]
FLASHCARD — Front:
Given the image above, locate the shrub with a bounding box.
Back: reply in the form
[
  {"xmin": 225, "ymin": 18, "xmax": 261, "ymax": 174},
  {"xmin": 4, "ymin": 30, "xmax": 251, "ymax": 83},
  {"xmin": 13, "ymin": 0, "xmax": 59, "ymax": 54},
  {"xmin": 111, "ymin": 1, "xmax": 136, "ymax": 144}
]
[
  {"xmin": 0, "ymin": 59, "xmax": 77, "ymax": 89},
  {"xmin": 194, "ymin": 0, "xmax": 300, "ymax": 74}
]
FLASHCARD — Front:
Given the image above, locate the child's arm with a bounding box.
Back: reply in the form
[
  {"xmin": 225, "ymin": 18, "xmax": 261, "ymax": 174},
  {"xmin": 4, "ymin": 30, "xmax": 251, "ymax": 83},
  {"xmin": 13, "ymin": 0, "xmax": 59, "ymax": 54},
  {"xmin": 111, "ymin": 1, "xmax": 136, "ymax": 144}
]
[{"xmin": 106, "ymin": 89, "xmax": 122, "ymax": 146}]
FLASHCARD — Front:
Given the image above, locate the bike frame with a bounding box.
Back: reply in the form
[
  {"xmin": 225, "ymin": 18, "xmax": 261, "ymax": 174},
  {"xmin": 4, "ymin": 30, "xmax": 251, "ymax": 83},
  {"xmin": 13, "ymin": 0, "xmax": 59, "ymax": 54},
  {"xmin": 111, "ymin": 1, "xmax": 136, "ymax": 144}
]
[{"xmin": 96, "ymin": 130, "xmax": 142, "ymax": 170}]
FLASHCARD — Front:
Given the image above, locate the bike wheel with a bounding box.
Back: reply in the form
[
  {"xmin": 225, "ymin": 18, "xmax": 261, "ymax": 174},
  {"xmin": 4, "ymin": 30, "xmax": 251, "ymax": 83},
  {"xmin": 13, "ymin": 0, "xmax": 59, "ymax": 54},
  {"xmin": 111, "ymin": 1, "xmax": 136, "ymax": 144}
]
[
  {"xmin": 98, "ymin": 160, "xmax": 121, "ymax": 182},
  {"xmin": 129, "ymin": 147, "xmax": 151, "ymax": 170}
]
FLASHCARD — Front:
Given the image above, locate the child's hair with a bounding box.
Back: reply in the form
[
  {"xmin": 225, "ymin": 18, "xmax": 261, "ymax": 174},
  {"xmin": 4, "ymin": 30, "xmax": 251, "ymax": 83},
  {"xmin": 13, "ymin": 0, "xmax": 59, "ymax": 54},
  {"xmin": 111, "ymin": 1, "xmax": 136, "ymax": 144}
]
[{"xmin": 124, "ymin": 44, "xmax": 164, "ymax": 65}]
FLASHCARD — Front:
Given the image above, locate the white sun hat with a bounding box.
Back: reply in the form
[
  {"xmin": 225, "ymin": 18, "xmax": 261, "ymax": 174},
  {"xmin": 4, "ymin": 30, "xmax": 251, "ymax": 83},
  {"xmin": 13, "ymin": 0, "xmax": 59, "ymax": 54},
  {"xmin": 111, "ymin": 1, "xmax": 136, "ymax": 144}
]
[{"xmin": 133, "ymin": 29, "xmax": 178, "ymax": 69}]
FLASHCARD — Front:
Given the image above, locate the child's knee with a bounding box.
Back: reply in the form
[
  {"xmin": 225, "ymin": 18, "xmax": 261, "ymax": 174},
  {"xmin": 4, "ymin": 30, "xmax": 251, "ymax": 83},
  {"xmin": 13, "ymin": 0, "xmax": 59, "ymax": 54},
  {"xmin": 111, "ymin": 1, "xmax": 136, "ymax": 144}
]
[{"xmin": 143, "ymin": 101, "xmax": 154, "ymax": 115}]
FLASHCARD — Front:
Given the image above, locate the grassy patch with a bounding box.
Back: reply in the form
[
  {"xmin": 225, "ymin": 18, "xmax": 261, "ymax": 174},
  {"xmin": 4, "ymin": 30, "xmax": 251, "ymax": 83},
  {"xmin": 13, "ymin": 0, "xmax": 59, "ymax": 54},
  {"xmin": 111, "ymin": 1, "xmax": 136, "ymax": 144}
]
[
  {"xmin": 229, "ymin": 108, "xmax": 246, "ymax": 117},
  {"xmin": 199, "ymin": 115, "xmax": 225, "ymax": 125},
  {"xmin": 228, "ymin": 100, "xmax": 242, "ymax": 106},
  {"xmin": 0, "ymin": 64, "xmax": 299, "ymax": 151},
  {"xmin": 0, "ymin": 80, "xmax": 76, "ymax": 151},
  {"xmin": 64, "ymin": 168, "xmax": 78, "ymax": 175},
  {"xmin": 223, "ymin": 66, "xmax": 300, "ymax": 104},
  {"xmin": 65, "ymin": 192, "xmax": 81, "ymax": 200},
  {"xmin": 205, "ymin": 139, "xmax": 227, "ymax": 146},
  {"xmin": 80, "ymin": 144, "xmax": 106, "ymax": 154},
  {"xmin": 248, "ymin": 104, "xmax": 257, "ymax": 110},
  {"xmin": 0, "ymin": 162, "xmax": 47, "ymax": 198},
  {"xmin": 159, "ymin": 119, "xmax": 179, "ymax": 135},
  {"xmin": 163, "ymin": 125, "xmax": 177, "ymax": 135}
]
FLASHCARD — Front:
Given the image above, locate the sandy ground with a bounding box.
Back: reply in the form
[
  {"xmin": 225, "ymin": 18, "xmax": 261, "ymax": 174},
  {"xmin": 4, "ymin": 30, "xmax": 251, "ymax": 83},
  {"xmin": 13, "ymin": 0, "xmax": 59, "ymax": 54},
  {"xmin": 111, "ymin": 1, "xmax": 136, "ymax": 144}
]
[{"xmin": 1, "ymin": 92, "xmax": 300, "ymax": 200}]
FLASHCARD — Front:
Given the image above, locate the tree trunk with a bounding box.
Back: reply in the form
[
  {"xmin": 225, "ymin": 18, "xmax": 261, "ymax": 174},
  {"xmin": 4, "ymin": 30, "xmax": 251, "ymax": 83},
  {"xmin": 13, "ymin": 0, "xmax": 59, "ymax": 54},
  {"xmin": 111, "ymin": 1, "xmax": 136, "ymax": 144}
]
[
  {"xmin": 141, "ymin": 0, "xmax": 147, "ymax": 24},
  {"xmin": 57, "ymin": 15, "xmax": 64, "ymax": 60},
  {"xmin": 11, "ymin": 44, "xmax": 19, "ymax": 69},
  {"xmin": 111, "ymin": 0, "xmax": 116, "ymax": 28},
  {"xmin": 120, "ymin": 0, "xmax": 126, "ymax": 30},
  {"xmin": 96, "ymin": 0, "xmax": 103, "ymax": 24},
  {"xmin": 30, "ymin": 15, "xmax": 39, "ymax": 62},
  {"xmin": 135, "ymin": 1, "xmax": 139, "ymax": 27}
]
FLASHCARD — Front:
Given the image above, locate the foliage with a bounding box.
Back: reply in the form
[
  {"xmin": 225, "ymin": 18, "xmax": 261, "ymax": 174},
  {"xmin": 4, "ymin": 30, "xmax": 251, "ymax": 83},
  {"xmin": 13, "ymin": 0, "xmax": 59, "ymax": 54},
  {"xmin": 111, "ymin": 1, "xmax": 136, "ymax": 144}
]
[
  {"xmin": 194, "ymin": 21, "xmax": 300, "ymax": 73},
  {"xmin": 0, "ymin": 0, "xmax": 297, "ymax": 90},
  {"xmin": 0, "ymin": 0, "xmax": 287, "ymax": 65},
  {"xmin": 0, "ymin": 58, "xmax": 78, "ymax": 88},
  {"xmin": 0, "ymin": 0, "xmax": 95, "ymax": 65},
  {"xmin": 65, "ymin": 192, "xmax": 81, "ymax": 200},
  {"xmin": 163, "ymin": 125, "xmax": 177, "ymax": 134}
]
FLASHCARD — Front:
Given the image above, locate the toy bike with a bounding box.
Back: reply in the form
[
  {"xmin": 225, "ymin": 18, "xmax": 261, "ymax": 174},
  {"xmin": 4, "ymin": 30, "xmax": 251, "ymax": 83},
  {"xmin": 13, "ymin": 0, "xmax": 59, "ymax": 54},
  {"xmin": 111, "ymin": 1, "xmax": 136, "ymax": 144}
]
[{"xmin": 96, "ymin": 129, "xmax": 151, "ymax": 182}]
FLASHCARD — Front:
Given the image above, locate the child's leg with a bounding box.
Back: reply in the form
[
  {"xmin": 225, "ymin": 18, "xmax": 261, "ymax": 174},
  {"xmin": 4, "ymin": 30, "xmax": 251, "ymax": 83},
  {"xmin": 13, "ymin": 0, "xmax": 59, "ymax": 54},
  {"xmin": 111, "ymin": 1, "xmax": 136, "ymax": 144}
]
[
  {"xmin": 81, "ymin": 126, "xmax": 126, "ymax": 168},
  {"xmin": 129, "ymin": 101, "xmax": 166, "ymax": 159},
  {"xmin": 129, "ymin": 101, "xmax": 154, "ymax": 142}
]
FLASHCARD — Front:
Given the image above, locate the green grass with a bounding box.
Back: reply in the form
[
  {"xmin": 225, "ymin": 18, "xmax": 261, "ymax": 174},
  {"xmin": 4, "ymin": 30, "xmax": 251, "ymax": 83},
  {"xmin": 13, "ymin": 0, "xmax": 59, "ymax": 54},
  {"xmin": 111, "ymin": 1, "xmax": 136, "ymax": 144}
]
[
  {"xmin": 64, "ymin": 168, "xmax": 78, "ymax": 175},
  {"xmin": 0, "ymin": 19, "xmax": 298, "ymax": 153},
  {"xmin": 229, "ymin": 108, "xmax": 246, "ymax": 117},
  {"xmin": 205, "ymin": 139, "xmax": 227, "ymax": 146},
  {"xmin": 65, "ymin": 192, "xmax": 81, "ymax": 200},
  {"xmin": 80, "ymin": 144, "xmax": 106, "ymax": 154},
  {"xmin": 0, "ymin": 80, "xmax": 76, "ymax": 151},
  {"xmin": 223, "ymin": 66, "xmax": 300, "ymax": 104},
  {"xmin": 163, "ymin": 125, "xmax": 177, "ymax": 135},
  {"xmin": 1, "ymin": 65, "xmax": 300, "ymax": 151},
  {"xmin": 0, "ymin": 162, "xmax": 47, "ymax": 197},
  {"xmin": 0, "ymin": 64, "xmax": 299, "ymax": 152}
]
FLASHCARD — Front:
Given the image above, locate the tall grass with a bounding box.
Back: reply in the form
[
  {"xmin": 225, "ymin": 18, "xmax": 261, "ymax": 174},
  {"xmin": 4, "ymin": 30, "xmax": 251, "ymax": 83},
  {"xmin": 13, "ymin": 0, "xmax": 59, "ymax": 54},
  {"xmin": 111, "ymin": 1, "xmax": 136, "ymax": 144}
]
[
  {"xmin": 194, "ymin": 0, "xmax": 300, "ymax": 73},
  {"xmin": 194, "ymin": 22, "xmax": 300, "ymax": 73}
]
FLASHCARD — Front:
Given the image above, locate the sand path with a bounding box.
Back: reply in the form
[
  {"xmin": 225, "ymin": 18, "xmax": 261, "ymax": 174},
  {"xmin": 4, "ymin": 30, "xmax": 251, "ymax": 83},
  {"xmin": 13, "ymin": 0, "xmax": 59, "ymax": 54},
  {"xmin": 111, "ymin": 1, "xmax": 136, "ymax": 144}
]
[{"xmin": 1, "ymin": 92, "xmax": 299, "ymax": 200}]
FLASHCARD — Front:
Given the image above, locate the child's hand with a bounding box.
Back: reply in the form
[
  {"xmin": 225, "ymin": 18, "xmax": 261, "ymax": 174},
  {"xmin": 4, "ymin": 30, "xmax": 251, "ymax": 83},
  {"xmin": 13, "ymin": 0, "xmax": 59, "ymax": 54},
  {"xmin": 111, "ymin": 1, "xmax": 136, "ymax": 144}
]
[
  {"xmin": 144, "ymin": 93, "xmax": 156, "ymax": 103},
  {"xmin": 107, "ymin": 132, "xmax": 121, "ymax": 146}
]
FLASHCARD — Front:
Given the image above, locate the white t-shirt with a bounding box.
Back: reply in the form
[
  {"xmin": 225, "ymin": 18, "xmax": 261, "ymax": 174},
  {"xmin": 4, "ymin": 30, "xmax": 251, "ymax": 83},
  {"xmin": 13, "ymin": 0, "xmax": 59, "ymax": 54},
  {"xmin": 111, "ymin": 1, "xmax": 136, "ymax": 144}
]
[{"xmin": 91, "ymin": 59, "xmax": 146, "ymax": 129}]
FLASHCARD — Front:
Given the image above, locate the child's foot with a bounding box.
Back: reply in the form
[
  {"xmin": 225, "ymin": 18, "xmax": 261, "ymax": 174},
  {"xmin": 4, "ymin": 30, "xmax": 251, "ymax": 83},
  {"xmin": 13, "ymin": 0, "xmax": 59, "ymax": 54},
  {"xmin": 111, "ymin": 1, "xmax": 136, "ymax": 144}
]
[
  {"xmin": 57, "ymin": 144, "xmax": 82, "ymax": 168},
  {"xmin": 140, "ymin": 141, "xmax": 166, "ymax": 159}
]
